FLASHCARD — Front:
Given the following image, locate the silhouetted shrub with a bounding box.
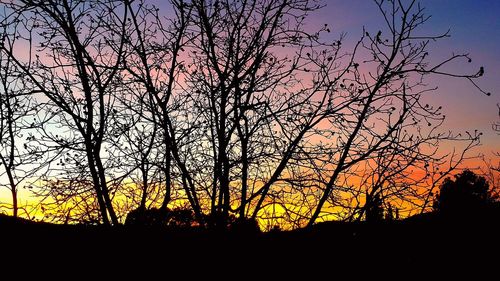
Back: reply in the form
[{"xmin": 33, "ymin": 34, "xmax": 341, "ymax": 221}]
[
  {"xmin": 167, "ymin": 208, "xmax": 197, "ymax": 228},
  {"xmin": 124, "ymin": 207, "xmax": 263, "ymax": 232},
  {"xmin": 434, "ymin": 170, "xmax": 499, "ymax": 218},
  {"xmin": 229, "ymin": 217, "xmax": 261, "ymax": 234},
  {"xmin": 269, "ymin": 225, "xmax": 281, "ymax": 232},
  {"xmin": 125, "ymin": 207, "xmax": 198, "ymax": 228},
  {"xmin": 193, "ymin": 212, "xmax": 261, "ymax": 233},
  {"xmin": 125, "ymin": 207, "xmax": 169, "ymax": 227},
  {"xmin": 365, "ymin": 193, "xmax": 384, "ymax": 222},
  {"xmin": 198, "ymin": 212, "xmax": 237, "ymax": 229}
]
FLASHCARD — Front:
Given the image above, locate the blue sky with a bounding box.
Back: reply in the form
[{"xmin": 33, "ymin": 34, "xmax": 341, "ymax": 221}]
[{"xmin": 312, "ymin": 0, "xmax": 500, "ymax": 157}]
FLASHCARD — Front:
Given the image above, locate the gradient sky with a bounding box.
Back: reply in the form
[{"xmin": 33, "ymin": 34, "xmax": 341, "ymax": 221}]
[
  {"xmin": 2, "ymin": 0, "xmax": 499, "ymax": 215},
  {"xmin": 313, "ymin": 0, "xmax": 500, "ymax": 159}
]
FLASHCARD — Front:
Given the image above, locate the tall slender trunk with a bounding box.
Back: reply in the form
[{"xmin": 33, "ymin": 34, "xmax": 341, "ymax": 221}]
[
  {"xmin": 1, "ymin": 154, "xmax": 18, "ymax": 218},
  {"xmin": 1, "ymin": 84, "xmax": 18, "ymax": 217},
  {"xmin": 160, "ymin": 151, "xmax": 172, "ymax": 210},
  {"xmin": 216, "ymin": 89, "xmax": 230, "ymax": 226},
  {"xmin": 11, "ymin": 188, "xmax": 17, "ymax": 218},
  {"xmin": 139, "ymin": 160, "xmax": 148, "ymax": 210},
  {"xmin": 86, "ymin": 150, "xmax": 110, "ymax": 226},
  {"xmin": 5, "ymin": 166, "xmax": 18, "ymax": 218},
  {"xmin": 239, "ymin": 137, "xmax": 248, "ymax": 220},
  {"xmin": 94, "ymin": 151, "xmax": 118, "ymax": 225},
  {"xmin": 210, "ymin": 143, "xmax": 218, "ymax": 215},
  {"xmin": 221, "ymin": 156, "xmax": 230, "ymax": 221}
]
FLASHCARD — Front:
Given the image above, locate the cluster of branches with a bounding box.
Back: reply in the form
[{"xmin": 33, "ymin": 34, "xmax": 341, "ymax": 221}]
[{"xmin": 0, "ymin": 0, "xmax": 487, "ymax": 228}]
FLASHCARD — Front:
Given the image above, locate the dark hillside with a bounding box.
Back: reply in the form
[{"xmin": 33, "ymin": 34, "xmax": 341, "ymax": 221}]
[{"xmin": 1, "ymin": 213, "xmax": 498, "ymax": 278}]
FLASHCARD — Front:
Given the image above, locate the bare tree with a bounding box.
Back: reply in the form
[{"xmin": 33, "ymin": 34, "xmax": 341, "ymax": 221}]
[
  {"xmin": 183, "ymin": 0, "xmax": 347, "ymax": 227},
  {"xmin": 0, "ymin": 19, "xmax": 41, "ymax": 217},
  {"xmin": 0, "ymin": 0, "xmax": 132, "ymax": 225},
  {"xmin": 112, "ymin": 0, "xmax": 205, "ymax": 220}
]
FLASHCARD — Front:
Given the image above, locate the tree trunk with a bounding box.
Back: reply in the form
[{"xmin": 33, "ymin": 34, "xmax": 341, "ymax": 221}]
[
  {"xmin": 139, "ymin": 160, "xmax": 148, "ymax": 210},
  {"xmin": 160, "ymin": 151, "xmax": 172, "ymax": 210},
  {"xmin": 94, "ymin": 151, "xmax": 118, "ymax": 225},
  {"xmin": 86, "ymin": 150, "xmax": 110, "ymax": 226},
  {"xmin": 12, "ymin": 188, "xmax": 17, "ymax": 218},
  {"xmin": 239, "ymin": 137, "xmax": 248, "ymax": 220}
]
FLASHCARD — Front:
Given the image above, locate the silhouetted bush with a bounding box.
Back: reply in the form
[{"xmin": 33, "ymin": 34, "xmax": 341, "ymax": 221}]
[
  {"xmin": 125, "ymin": 207, "xmax": 199, "ymax": 228},
  {"xmin": 125, "ymin": 208, "xmax": 169, "ymax": 227},
  {"xmin": 434, "ymin": 170, "xmax": 499, "ymax": 219},
  {"xmin": 197, "ymin": 212, "xmax": 236, "ymax": 230},
  {"xmin": 385, "ymin": 204, "xmax": 399, "ymax": 221},
  {"xmin": 167, "ymin": 208, "xmax": 197, "ymax": 228},
  {"xmin": 229, "ymin": 217, "xmax": 261, "ymax": 234},
  {"xmin": 365, "ymin": 193, "xmax": 384, "ymax": 222},
  {"xmin": 124, "ymin": 208, "xmax": 261, "ymax": 232}
]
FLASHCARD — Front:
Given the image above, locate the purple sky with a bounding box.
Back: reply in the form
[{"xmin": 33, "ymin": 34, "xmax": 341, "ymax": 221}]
[{"xmin": 314, "ymin": 0, "xmax": 500, "ymax": 159}]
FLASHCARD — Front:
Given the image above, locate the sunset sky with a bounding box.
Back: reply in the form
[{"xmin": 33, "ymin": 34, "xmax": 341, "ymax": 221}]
[{"xmin": 1, "ymin": 0, "xmax": 499, "ymax": 221}]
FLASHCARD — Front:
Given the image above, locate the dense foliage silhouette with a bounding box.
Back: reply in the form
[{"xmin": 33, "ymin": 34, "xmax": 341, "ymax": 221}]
[
  {"xmin": 365, "ymin": 193, "xmax": 385, "ymax": 222},
  {"xmin": 434, "ymin": 170, "xmax": 499, "ymax": 218}
]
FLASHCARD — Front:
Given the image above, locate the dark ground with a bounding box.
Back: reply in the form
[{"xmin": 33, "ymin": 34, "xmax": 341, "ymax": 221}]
[{"xmin": 0, "ymin": 213, "xmax": 498, "ymax": 278}]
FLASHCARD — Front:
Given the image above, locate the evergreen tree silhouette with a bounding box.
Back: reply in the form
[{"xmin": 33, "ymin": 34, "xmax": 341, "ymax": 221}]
[
  {"xmin": 434, "ymin": 170, "xmax": 498, "ymax": 218},
  {"xmin": 366, "ymin": 193, "xmax": 384, "ymax": 222}
]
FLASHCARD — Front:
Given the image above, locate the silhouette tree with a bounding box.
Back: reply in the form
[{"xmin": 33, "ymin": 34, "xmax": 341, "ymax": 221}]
[
  {"xmin": 0, "ymin": 0, "xmax": 133, "ymax": 225},
  {"xmin": 434, "ymin": 170, "xmax": 498, "ymax": 217},
  {"xmin": 365, "ymin": 193, "xmax": 384, "ymax": 222},
  {"xmin": 185, "ymin": 0, "xmax": 333, "ymax": 227},
  {"xmin": 115, "ymin": 0, "xmax": 204, "ymax": 220},
  {"xmin": 385, "ymin": 204, "xmax": 399, "ymax": 221},
  {"xmin": 0, "ymin": 20, "xmax": 43, "ymax": 218}
]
